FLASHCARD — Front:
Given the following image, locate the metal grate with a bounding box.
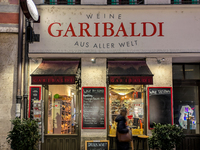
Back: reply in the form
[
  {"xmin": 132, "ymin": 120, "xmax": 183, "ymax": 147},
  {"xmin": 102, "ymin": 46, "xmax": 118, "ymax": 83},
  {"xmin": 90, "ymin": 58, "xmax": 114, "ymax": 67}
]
[
  {"xmin": 107, "ymin": 0, "xmax": 144, "ymax": 5},
  {"xmin": 172, "ymin": 0, "xmax": 199, "ymax": 4},
  {"xmin": 45, "ymin": 0, "xmax": 81, "ymax": 5}
]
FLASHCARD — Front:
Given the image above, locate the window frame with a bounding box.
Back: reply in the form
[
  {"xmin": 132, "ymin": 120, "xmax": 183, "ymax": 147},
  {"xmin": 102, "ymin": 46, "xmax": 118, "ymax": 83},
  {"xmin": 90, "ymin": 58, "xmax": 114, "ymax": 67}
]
[
  {"xmin": 107, "ymin": 0, "xmax": 144, "ymax": 5},
  {"xmin": 45, "ymin": 0, "xmax": 81, "ymax": 5},
  {"xmin": 173, "ymin": 63, "xmax": 200, "ymax": 80},
  {"xmin": 171, "ymin": 0, "xmax": 199, "ymax": 4}
]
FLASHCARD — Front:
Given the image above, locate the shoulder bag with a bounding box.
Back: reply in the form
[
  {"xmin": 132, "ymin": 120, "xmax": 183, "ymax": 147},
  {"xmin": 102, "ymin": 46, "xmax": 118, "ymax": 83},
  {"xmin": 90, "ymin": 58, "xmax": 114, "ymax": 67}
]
[{"xmin": 117, "ymin": 130, "xmax": 132, "ymax": 142}]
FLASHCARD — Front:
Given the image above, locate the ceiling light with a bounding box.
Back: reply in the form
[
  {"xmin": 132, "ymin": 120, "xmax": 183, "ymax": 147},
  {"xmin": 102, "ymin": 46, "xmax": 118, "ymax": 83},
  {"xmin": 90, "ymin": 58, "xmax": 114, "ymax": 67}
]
[{"xmin": 118, "ymin": 93, "xmax": 126, "ymax": 95}]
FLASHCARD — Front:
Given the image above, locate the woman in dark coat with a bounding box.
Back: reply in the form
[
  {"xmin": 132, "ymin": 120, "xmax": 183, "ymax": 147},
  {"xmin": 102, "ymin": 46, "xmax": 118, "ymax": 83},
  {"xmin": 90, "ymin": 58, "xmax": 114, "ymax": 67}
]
[{"xmin": 115, "ymin": 109, "xmax": 130, "ymax": 150}]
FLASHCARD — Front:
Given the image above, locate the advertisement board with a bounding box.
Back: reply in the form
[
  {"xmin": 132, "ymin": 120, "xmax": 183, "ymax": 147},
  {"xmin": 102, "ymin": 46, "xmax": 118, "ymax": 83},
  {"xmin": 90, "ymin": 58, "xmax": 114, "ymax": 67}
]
[{"xmin": 29, "ymin": 5, "xmax": 200, "ymax": 54}]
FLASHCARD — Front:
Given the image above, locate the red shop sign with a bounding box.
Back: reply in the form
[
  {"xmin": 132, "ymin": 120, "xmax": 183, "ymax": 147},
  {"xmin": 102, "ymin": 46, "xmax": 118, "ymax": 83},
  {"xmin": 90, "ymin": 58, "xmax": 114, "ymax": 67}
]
[
  {"xmin": 109, "ymin": 76, "xmax": 153, "ymax": 85},
  {"xmin": 31, "ymin": 76, "xmax": 75, "ymax": 84}
]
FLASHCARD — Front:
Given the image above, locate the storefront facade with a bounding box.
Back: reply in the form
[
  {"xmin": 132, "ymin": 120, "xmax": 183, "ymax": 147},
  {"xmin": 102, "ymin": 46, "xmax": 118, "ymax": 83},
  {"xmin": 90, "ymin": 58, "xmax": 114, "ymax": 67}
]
[{"xmin": 28, "ymin": 4, "xmax": 200, "ymax": 150}]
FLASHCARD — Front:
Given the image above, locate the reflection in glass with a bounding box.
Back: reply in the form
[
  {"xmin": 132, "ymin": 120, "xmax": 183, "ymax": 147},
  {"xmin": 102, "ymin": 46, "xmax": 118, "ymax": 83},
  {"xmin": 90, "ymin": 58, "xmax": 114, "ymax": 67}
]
[
  {"xmin": 172, "ymin": 65, "xmax": 184, "ymax": 79},
  {"xmin": 185, "ymin": 65, "xmax": 200, "ymax": 79}
]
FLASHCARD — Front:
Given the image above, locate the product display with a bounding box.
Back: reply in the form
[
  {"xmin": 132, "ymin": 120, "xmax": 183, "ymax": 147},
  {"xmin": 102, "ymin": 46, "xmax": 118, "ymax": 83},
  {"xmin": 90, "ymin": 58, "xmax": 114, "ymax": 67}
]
[
  {"xmin": 109, "ymin": 85, "xmax": 144, "ymax": 135},
  {"xmin": 59, "ymin": 96, "xmax": 74, "ymax": 134},
  {"xmin": 179, "ymin": 105, "xmax": 196, "ymax": 130},
  {"xmin": 48, "ymin": 95, "xmax": 75, "ymax": 134}
]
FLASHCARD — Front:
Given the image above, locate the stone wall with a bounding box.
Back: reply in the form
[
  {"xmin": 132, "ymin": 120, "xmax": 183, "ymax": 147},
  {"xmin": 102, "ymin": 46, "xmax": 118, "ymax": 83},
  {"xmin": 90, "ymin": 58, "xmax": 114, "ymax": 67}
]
[
  {"xmin": 81, "ymin": 58, "xmax": 107, "ymax": 150},
  {"xmin": 0, "ymin": 33, "xmax": 18, "ymax": 150},
  {"xmin": 146, "ymin": 57, "xmax": 173, "ymax": 135}
]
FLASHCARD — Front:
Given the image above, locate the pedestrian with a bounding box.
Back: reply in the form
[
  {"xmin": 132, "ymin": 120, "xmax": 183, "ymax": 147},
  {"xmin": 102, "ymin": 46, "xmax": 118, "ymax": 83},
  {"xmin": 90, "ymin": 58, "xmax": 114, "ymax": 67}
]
[{"xmin": 115, "ymin": 108, "xmax": 131, "ymax": 150}]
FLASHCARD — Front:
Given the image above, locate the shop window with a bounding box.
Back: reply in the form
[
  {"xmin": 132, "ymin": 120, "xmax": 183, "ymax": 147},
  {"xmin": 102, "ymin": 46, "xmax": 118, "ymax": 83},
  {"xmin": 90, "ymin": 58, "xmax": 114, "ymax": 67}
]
[
  {"xmin": 173, "ymin": 86, "xmax": 199, "ymax": 134},
  {"xmin": 48, "ymin": 85, "xmax": 77, "ymax": 134},
  {"xmin": 109, "ymin": 85, "xmax": 144, "ymax": 136},
  {"xmin": 172, "ymin": 65, "xmax": 184, "ymax": 80},
  {"xmin": 45, "ymin": 0, "xmax": 81, "ymax": 5},
  {"xmin": 185, "ymin": 65, "xmax": 200, "ymax": 79},
  {"xmin": 172, "ymin": 0, "xmax": 199, "ymax": 4},
  {"xmin": 173, "ymin": 64, "xmax": 200, "ymax": 80},
  {"xmin": 107, "ymin": 0, "xmax": 144, "ymax": 5},
  {"xmin": 173, "ymin": 63, "xmax": 200, "ymax": 134}
]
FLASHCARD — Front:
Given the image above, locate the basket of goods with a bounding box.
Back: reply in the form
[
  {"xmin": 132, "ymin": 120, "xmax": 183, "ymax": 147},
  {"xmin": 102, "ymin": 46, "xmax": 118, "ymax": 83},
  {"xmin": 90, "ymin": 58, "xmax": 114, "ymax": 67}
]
[
  {"xmin": 132, "ymin": 129, "xmax": 143, "ymax": 135},
  {"xmin": 109, "ymin": 128, "xmax": 116, "ymax": 135}
]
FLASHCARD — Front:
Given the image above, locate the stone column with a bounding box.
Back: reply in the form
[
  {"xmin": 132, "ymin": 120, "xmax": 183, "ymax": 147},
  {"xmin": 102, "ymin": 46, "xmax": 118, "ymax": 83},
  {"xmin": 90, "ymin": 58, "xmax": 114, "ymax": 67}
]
[
  {"xmin": 81, "ymin": 58, "xmax": 107, "ymax": 150},
  {"xmin": 0, "ymin": 33, "xmax": 18, "ymax": 150},
  {"xmin": 146, "ymin": 57, "xmax": 173, "ymax": 135}
]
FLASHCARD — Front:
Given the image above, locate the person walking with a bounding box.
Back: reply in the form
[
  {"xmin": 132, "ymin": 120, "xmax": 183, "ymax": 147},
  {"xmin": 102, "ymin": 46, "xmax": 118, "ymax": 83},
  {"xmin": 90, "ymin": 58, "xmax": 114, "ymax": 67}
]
[{"xmin": 115, "ymin": 108, "xmax": 130, "ymax": 150}]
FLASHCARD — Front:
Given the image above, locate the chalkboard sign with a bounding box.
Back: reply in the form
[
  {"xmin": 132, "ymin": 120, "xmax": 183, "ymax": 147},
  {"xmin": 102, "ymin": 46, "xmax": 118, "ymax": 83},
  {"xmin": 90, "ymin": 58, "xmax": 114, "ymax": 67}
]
[
  {"xmin": 85, "ymin": 140, "xmax": 109, "ymax": 150},
  {"xmin": 29, "ymin": 86, "xmax": 41, "ymax": 118},
  {"xmin": 148, "ymin": 87, "xmax": 173, "ymax": 129},
  {"xmin": 82, "ymin": 87, "xmax": 106, "ymax": 129}
]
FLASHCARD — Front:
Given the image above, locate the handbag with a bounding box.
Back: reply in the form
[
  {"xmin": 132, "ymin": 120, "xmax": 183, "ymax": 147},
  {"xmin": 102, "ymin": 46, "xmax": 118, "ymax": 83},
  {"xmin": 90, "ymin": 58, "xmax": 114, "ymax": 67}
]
[{"xmin": 117, "ymin": 130, "xmax": 132, "ymax": 142}]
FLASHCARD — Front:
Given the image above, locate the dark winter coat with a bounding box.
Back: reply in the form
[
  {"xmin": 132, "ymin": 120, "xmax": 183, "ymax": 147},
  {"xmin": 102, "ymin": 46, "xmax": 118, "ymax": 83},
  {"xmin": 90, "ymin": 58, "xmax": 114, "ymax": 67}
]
[{"xmin": 115, "ymin": 115, "xmax": 130, "ymax": 150}]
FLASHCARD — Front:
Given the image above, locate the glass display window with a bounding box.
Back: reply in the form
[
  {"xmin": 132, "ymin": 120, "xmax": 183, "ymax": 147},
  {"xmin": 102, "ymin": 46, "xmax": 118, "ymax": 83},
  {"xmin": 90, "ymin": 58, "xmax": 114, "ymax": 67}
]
[
  {"xmin": 109, "ymin": 85, "xmax": 144, "ymax": 135},
  {"xmin": 48, "ymin": 85, "xmax": 77, "ymax": 134},
  {"xmin": 173, "ymin": 86, "xmax": 199, "ymax": 134}
]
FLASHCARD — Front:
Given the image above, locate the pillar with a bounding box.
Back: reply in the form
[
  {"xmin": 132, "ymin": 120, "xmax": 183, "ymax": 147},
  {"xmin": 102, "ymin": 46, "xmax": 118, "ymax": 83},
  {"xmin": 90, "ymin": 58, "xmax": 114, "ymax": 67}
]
[{"xmin": 81, "ymin": 58, "xmax": 107, "ymax": 150}]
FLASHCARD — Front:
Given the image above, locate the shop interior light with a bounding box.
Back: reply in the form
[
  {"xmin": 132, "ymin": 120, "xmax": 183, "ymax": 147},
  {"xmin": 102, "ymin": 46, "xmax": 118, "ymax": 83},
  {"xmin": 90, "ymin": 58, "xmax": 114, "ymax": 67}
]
[
  {"xmin": 72, "ymin": 93, "xmax": 74, "ymax": 95},
  {"xmin": 118, "ymin": 93, "xmax": 126, "ymax": 95},
  {"xmin": 134, "ymin": 107, "xmax": 138, "ymax": 109}
]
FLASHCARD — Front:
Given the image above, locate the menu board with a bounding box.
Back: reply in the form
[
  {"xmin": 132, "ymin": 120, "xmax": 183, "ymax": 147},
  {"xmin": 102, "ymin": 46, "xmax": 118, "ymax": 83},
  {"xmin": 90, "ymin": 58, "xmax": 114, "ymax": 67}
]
[
  {"xmin": 85, "ymin": 140, "xmax": 109, "ymax": 150},
  {"xmin": 29, "ymin": 86, "xmax": 41, "ymax": 118},
  {"xmin": 82, "ymin": 87, "xmax": 106, "ymax": 129},
  {"xmin": 148, "ymin": 87, "xmax": 173, "ymax": 129}
]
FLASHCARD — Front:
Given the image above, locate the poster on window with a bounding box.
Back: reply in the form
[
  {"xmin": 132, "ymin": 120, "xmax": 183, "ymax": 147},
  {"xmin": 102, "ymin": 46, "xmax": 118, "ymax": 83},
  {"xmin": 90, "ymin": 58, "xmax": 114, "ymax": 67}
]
[{"xmin": 29, "ymin": 86, "xmax": 41, "ymax": 118}]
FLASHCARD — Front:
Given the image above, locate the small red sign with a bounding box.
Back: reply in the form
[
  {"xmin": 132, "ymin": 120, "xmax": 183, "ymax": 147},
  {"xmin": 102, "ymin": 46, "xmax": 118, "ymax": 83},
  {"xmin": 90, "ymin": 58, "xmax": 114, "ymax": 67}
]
[
  {"xmin": 31, "ymin": 76, "xmax": 75, "ymax": 84},
  {"xmin": 127, "ymin": 115, "xmax": 133, "ymax": 119},
  {"xmin": 109, "ymin": 76, "xmax": 153, "ymax": 85}
]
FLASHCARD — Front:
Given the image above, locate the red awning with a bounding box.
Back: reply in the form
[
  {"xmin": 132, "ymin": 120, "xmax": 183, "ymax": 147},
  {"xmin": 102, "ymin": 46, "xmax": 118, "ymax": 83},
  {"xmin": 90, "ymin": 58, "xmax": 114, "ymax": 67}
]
[
  {"xmin": 108, "ymin": 61, "xmax": 153, "ymax": 85},
  {"xmin": 31, "ymin": 60, "xmax": 79, "ymax": 84}
]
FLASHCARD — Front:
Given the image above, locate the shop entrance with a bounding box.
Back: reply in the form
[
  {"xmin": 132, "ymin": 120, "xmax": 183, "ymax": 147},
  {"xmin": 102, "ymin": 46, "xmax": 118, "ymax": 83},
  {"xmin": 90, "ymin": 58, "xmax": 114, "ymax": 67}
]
[
  {"xmin": 30, "ymin": 60, "xmax": 81, "ymax": 150},
  {"xmin": 42, "ymin": 84, "xmax": 81, "ymax": 150}
]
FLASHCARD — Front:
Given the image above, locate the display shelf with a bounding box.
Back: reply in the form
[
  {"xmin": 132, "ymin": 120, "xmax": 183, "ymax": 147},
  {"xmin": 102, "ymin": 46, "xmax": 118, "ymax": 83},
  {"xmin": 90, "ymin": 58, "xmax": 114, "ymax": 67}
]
[{"xmin": 54, "ymin": 95, "xmax": 74, "ymax": 134}]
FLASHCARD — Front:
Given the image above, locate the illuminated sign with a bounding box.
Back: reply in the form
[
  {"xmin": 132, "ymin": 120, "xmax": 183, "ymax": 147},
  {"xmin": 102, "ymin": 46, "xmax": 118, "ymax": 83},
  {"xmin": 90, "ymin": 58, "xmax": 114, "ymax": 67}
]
[
  {"xmin": 109, "ymin": 76, "xmax": 153, "ymax": 84},
  {"xmin": 31, "ymin": 76, "xmax": 75, "ymax": 84}
]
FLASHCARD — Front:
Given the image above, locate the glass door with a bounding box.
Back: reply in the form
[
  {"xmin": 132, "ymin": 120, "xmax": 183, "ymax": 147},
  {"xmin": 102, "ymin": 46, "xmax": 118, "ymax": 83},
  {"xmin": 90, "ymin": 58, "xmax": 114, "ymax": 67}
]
[{"xmin": 42, "ymin": 84, "xmax": 80, "ymax": 150}]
